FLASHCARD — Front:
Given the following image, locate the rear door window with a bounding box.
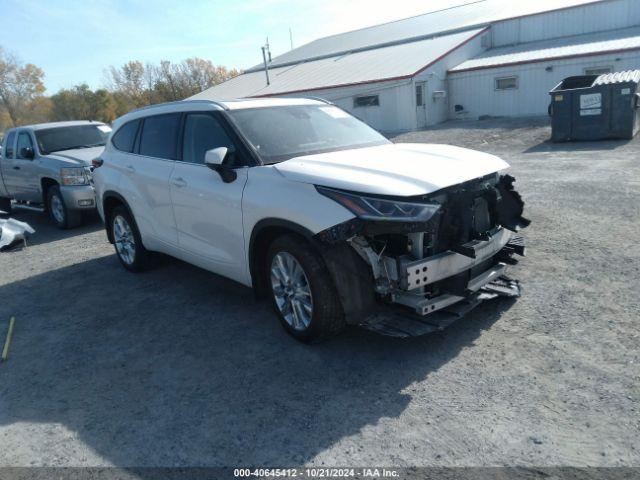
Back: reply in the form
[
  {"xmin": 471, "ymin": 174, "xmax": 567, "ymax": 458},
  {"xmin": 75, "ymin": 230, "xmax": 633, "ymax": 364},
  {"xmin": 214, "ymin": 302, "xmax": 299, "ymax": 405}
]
[
  {"xmin": 139, "ymin": 114, "xmax": 181, "ymax": 160},
  {"xmin": 182, "ymin": 113, "xmax": 235, "ymax": 165},
  {"xmin": 112, "ymin": 119, "xmax": 140, "ymax": 153}
]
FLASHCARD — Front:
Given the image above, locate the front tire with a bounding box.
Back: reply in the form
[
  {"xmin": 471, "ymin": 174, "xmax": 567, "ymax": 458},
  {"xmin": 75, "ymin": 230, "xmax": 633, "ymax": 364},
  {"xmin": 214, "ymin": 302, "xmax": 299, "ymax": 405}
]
[
  {"xmin": 110, "ymin": 205, "xmax": 150, "ymax": 272},
  {"xmin": 266, "ymin": 235, "xmax": 345, "ymax": 343},
  {"xmin": 47, "ymin": 185, "xmax": 81, "ymax": 229}
]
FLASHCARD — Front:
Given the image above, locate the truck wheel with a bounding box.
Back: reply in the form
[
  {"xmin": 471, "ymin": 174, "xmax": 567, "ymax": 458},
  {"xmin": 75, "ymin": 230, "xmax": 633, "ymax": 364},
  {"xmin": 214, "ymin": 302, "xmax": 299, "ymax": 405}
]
[
  {"xmin": 0, "ymin": 197, "xmax": 11, "ymax": 216},
  {"xmin": 47, "ymin": 186, "xmax": 82, "ymax": 229},
  {"xmin": 266, "ymin": 234, "xmax": 345, "ymax": 343},
  {"xmin": 110, "ymin": 205, "xmax": 150, "ymax": 272}
]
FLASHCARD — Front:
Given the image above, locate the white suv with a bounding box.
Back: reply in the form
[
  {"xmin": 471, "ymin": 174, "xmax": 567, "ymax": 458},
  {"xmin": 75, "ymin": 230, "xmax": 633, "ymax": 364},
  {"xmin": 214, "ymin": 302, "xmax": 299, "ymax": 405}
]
[{"xmin": 93, "ymin": 98, "xmax": 529, "ymax": 343}]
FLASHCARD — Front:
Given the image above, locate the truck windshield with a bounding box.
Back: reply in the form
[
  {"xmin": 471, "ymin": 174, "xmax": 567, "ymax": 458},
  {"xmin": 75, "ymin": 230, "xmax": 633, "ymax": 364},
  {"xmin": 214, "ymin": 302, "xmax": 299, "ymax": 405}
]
[
  {"xmin": 35, "ymin": 124, "xmax": 111, "ymax": 155},
  {"xmin": 227, "ymin": 105, "xmax": 390, "ymax": 164}
]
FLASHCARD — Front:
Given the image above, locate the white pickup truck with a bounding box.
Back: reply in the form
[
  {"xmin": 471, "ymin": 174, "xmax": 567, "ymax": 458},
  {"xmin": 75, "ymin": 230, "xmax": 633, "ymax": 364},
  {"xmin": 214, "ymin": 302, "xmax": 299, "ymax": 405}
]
[{"xmin": 0, "ymin": 121, "xmax": 110, "ymax": 228}]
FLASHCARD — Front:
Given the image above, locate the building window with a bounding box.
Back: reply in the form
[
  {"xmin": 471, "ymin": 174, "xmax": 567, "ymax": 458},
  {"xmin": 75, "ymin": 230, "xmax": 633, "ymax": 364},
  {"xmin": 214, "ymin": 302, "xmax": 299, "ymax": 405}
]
[
  {"xmin": 495, "ymin": 76, "xmax": 518, "ymax": 91},
  {"xmin": 584, "ymin": 66, "xmax": 612, "ymax": 76},
  {"xmin": 353, "ymin": 95, "xmax": 379, "ymax": 108}
]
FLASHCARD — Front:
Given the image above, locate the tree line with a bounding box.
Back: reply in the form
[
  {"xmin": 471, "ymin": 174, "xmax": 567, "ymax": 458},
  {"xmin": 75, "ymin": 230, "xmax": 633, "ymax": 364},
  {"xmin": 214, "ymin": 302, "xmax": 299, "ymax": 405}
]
[{"xmin": 0, "ymin": 46, "xmax": 239, "ymax": 132}]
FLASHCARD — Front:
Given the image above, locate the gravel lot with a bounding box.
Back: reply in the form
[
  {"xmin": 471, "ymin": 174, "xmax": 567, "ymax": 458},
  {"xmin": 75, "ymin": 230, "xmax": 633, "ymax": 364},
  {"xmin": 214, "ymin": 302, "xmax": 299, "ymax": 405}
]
[{"xmin": 0, "ymin": 117, "xmax": 638, "ymax": 469}]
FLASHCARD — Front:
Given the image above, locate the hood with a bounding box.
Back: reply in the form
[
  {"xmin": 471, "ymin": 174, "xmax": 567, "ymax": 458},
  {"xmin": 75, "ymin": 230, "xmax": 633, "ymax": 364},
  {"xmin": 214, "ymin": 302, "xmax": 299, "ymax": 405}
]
[
  {"xmin": 46, "ymin": 146, "xmax": 105, "ymax": 166},
  {"xmin": 274, "ymin": 143, "xmax": 510, "ymax": 196}
]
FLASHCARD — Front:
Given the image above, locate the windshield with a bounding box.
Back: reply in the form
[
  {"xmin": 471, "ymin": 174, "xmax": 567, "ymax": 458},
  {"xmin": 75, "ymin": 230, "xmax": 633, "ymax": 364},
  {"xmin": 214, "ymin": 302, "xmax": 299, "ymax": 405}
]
[
  {"xmin": 35, "ymin": 124, "xmax": 111, "ymax": 155},
  {"xmin": 227, "ymin": 105, "xmax": 390, "ymax": 164}
]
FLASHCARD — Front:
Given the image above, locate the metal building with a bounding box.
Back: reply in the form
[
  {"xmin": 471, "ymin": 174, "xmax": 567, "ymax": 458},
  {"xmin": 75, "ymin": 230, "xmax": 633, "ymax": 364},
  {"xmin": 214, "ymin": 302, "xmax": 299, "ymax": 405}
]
[{"xmin": 191, "ymin": 0, "xmax": 640, "ymax": 132}]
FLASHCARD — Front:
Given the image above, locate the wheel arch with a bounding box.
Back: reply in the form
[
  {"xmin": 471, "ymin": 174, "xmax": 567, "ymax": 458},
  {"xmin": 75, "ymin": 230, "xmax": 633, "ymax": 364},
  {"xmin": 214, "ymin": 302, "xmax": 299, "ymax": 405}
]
[
  {"xmin": 248, "ymin": 217, "xmax": 377, "ymax": 324},
  {"xmin": 248, "ymin": 218, "xmax": 317, "ymax": 298},
  {"xmin": 40, "ymin": 177, "xmax": 59, "ymax": 207},
  {"xmin": 102, "ymin": 191, "xmax": 135, "ymax": 244}
]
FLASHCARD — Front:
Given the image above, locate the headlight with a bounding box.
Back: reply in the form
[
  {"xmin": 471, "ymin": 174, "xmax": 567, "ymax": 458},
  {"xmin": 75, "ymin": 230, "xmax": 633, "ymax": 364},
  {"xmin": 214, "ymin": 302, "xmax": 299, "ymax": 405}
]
[
  {"xmin": 316, "ymin": 186, "xmax": 440, "ymax": 222},
  {"xmin": 60, "ymin": 167, "xmax": 89, "ymax": 186}
]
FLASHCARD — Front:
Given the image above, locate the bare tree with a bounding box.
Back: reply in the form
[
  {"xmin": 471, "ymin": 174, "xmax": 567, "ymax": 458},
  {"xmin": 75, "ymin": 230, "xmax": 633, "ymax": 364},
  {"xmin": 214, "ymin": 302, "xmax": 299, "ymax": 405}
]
[
  {"xmin": 105, "ymin": 60, "xmax": 150, "ymax": 108},
  {"xmin": 105, "ymin": 57, "xmax": 240, "ymax": 106},
  {"xmin": 0, "ymin": 47, "xmax": 46, "ymax": 126},
  {"xmin": 0, "ymin": 50, "xmax": 239, "ymax": 129},
  {"xmin": 178, "ymin": 58, "xmax": 239, "ymax": 96}
]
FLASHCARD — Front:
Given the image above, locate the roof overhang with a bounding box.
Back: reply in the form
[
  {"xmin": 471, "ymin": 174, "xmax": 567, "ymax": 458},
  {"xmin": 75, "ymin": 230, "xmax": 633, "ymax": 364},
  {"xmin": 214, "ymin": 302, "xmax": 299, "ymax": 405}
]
[
  {"xmin": 450, "ymin": 26, "xmax": 640, "ymax": 74},
  {"xmin": 190, "ymin": 28, "xmax": 487, "ymax": 101}
]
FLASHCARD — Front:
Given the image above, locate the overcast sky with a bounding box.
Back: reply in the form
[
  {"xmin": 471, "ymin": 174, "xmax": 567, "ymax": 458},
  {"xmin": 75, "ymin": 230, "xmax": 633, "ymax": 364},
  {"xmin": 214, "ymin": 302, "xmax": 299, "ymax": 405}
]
[{"xmin": 0, "ymin": 0, "xmax": 480, "ymax": 93}]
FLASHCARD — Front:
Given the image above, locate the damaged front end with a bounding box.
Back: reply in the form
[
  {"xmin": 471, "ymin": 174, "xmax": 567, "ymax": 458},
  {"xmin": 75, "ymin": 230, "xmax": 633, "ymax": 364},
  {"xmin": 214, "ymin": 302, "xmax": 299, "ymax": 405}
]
[{"xmin": 315, "ymin": 173, "xmax": 530, "ymax": 337}]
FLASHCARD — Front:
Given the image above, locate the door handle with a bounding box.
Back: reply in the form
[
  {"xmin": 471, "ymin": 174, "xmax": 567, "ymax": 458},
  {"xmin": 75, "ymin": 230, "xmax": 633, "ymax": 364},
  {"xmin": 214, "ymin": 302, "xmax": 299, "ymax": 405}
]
[
  {"xmin": 13, "ymin": 166, "xmax": 20, "ymax": 170},
  {"xmin": 171, "ymin": 177, "xmax": 187, "ymax": 188},
  {"xmin": 125, "ymin": 165, "xmax": 136, "ymax": 174}
]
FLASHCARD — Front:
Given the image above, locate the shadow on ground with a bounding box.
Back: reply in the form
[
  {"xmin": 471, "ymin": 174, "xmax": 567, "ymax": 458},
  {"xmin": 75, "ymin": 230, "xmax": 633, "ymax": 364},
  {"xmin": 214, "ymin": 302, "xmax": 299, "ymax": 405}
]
[
  {"xmin": 0, "ymin": 249, "xmax": 515, "ymax": 467},
  {"xmin": 524, "ymin": 138, "xmax": 631, "ymax": 153}
]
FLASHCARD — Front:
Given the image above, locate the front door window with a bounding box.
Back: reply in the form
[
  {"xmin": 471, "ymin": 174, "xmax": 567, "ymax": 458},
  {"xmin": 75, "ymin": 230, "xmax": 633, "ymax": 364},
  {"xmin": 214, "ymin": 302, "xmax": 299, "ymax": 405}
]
[{"xmin": 17, "ymin": 132, "xmax": 34, "ymax": 159}]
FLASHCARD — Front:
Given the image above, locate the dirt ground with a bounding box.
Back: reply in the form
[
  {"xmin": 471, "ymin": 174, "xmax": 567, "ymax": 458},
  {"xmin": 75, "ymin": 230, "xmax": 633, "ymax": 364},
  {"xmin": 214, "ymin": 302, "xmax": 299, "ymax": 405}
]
[{"xmin": 0, "ymin": 116, "xmax": 638, "ymax": 469}]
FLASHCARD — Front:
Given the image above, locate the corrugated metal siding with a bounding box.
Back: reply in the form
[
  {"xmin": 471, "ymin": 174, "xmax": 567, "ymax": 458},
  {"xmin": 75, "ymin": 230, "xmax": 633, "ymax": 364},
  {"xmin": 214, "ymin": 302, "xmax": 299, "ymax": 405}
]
[
  {"xmin": 492, "ymin": 0, "xmax": 639, "ymax": 46},
  {"xmin": 451, "ymin": 26, "xmax": 640, "ymax": 72},
  {"xmin": 310, "ymin": 81, "xmax": 417, "ymax": 133},
  {"xmin": 413, "ymin": 32, "xmax": 489, "ymax": 127},
  {"xmin": 190, "ymin": 29, "xmax": 485, "ymax": 100},
  {"xmin": 250, "ymin": 0, "xmax": 605, "ymax": 71},
  {"xmin": 293, "ymin": 32, "xmax": 488, "ymax": 132},
  {"xmin": 594, "ymin": 69, "xmax": 640, "ymax": 84},
  {"xmin": 448, "ymin": 50, "xmax": 640, "ymax": 118},
  {"xmin": 188, "ymin": 0, "xmax": 638, "ymax": 132}
]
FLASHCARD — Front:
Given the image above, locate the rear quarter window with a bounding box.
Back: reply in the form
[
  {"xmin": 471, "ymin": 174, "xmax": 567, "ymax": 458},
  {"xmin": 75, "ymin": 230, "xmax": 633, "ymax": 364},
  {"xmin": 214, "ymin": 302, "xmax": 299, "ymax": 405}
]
[{"xmin": 111, "ymin": 119, "xmax": 140, "ymax": 153}]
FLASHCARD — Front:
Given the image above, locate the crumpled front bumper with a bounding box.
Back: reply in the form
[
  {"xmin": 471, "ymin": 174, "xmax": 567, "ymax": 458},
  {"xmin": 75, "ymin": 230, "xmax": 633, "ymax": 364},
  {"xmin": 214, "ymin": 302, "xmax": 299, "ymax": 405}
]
[
  {"xmin": 360, "ymin": 275, "xmax": 521, "ymax": 338},
  {"xmin": 315, "ymin": 173, "xmax": 530, "ymax": 337},
  {"xmin": 348, "ymin": 228, "xmax": 527, "ymax": 337},
  {"xmin": 397, "ymin": 227, "xmax": 514, "ymax": 291}
]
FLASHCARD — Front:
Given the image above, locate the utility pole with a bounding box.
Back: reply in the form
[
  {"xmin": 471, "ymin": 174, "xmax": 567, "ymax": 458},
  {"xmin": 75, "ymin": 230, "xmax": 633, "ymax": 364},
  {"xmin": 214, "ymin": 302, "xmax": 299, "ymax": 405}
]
[{"xmin": 261, "ymin": 40, "xmax": 271, "ymax": 86}]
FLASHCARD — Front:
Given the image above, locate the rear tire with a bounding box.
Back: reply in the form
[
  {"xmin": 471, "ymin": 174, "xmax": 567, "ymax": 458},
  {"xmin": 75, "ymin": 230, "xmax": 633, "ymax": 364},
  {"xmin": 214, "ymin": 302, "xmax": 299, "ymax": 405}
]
[
  {"xmin": 266, "ymin": 234, "xmax": 345, "ymax": 343},
  {"xmin": 0, "ymin": 197, "xmax": 11, "ymax": 216},
  {"xmin": 47, "ymin": 185, "xmax": 82, "ymax": 229},
  {"xmin": 110, "ymin": 205, "xmax": 150, "ymax": 272}
]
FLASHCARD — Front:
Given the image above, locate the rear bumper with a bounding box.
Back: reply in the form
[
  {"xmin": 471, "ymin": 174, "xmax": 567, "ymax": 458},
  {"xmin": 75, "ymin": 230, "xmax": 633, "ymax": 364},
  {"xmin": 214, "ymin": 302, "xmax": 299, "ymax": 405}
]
[{"xmin": 60, "ymin": 185, "xmax": 96, "ymax": 211}]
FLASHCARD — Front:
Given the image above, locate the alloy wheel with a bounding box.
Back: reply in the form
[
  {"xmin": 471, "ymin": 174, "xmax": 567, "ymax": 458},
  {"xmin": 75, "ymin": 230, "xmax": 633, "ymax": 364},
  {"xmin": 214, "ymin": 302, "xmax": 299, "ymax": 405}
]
[
  {"xmin": 50, "ymin": 194, "xmax": 65, "ymax": 224},
  {"xmin": 270, "ymin": 251, "xmax": 313, "ymax": 331},
  {"xmin": 113, "ymin": 215, "xmax": 136, "ymax": 265}
]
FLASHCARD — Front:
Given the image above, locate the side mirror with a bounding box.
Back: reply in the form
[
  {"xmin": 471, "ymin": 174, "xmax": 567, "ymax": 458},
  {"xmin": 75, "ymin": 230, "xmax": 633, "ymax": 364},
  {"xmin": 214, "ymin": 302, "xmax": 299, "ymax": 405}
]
[
  {"xmin": 20, "ymin": 147, "xmax": 34, "ymax": 160},
  {"xmin": 204, "ymin": 147, "xmax": 237, "ymax": 183},
  {"xmin": 205, "ymin": 147, "xmax": 229, "ymax": 167}
]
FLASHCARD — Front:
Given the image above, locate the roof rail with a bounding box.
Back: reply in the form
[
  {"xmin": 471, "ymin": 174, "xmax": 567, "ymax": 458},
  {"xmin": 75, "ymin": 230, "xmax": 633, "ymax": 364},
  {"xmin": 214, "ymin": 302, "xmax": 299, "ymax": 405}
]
[
  {"xmin": 299, "ymin": 96, "xmax": 333, "ymax": 105},
  {"xmin": 128, "ymin": 99, "xmax": 229, "ymax": 114}
]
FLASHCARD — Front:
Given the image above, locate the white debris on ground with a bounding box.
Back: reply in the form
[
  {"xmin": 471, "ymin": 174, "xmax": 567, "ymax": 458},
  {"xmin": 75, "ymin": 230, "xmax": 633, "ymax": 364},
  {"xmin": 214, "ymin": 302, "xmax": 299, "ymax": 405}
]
[{"xmin": 0, "ymin": 218, "xmax": 35, "ymax": 251}]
